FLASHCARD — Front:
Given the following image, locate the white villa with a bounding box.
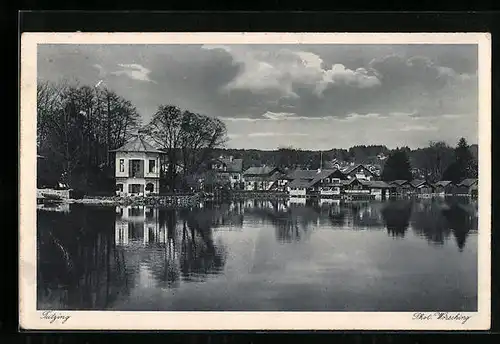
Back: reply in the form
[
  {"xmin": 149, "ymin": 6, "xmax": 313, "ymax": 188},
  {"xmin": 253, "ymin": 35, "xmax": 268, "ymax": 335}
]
[{"xmin": 110, "ymin": 135, "xmax": 164, "ymax": 196}]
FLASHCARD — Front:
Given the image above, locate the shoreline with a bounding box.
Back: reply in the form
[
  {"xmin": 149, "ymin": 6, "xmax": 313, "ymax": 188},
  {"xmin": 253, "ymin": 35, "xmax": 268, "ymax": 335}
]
[{"xmin": 38, "ymin": 191, "xmax": 477, "ymax": 209}]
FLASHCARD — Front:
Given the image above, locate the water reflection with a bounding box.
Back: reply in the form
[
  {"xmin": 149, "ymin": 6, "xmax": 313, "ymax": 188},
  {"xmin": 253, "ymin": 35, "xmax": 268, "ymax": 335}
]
[
  {"xmin": 37, "ymin": 197, "xmax": 478, "ymax": 310},
  {"xmin": 382, "ymin": 200, "xmax": 413, "ymax": 238}
]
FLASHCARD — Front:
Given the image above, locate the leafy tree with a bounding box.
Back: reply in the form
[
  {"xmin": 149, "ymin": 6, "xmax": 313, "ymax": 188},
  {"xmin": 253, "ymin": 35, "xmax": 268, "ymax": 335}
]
[{"xmin": 381, "ymin": 149, "xmax": 413, "ymax": 181}]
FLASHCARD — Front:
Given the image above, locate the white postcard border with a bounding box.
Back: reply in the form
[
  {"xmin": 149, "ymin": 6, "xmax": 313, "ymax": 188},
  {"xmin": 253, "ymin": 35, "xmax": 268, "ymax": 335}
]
[{"xmin": 19, "ymin": 32, "xmax": 491, "ymax": 331}]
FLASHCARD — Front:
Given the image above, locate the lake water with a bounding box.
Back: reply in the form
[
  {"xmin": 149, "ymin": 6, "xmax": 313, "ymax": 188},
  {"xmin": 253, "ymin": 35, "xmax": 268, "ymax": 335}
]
[{"xmin": 37, "ymin": 197, "xmax": 478, "ymax": 311}]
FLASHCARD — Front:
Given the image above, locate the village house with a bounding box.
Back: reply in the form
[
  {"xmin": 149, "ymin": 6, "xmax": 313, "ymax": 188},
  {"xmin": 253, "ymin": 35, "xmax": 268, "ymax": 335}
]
[
  {"xmin": 341, "ymin": 164, "xmax": 377, "ymax": 181},
  {"xmin": 110, "ymin": 135, "xmax": 164, "ymax": 196},
  {"xmin": 285, "ymin": 168, "xmax": 346, "ymax": 198},
  {"xmin": 342, "ymin": 178, "xmax": 372, "ymax": 199},
  {"xmin": 313, "ymin": 169, "xmax": 347, "ymax": 198},
  {"xmin": 287, "ymin": 178, "xmax": 313, "ymax": 198},
  {"xmin": 242, "ymin": 166, "xmax": 285, "ymax": 191},
  {"xmin": 285, "ymin": 169, "xmax": 319, "ymax": 197},
  {"xmin": 207, "ymin": 156, "xmax": 244, "ymax": 189}
]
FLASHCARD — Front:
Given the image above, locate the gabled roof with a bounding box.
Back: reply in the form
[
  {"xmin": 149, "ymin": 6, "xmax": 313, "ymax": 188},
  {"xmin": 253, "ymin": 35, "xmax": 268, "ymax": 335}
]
[
  {"xmin": 286, "ymin": 169, "xmax": 325, "ymax": 180},
  {"xmin": 243, "ymin": 166, "xmax": 277, "ymax": 176},
  {"xmin": 212, "ymin": 157, "xmax": 243, "ymax": 173},
  {"xmin": 390, "ymin": 180, "xmax": 411, "ymax": 186},
  {"xmin": 410, "ymin": 179, "xmax": 428, "ymax": 187},
  {"xmin": 360, "ymin": 180, "xmax": 392, "ymax": 188},
  {"xmin": 288, "ymin": 178, "xmax": 316, "ymax": 189},
  {"xmin": 434, "ymin": 180, "xmax": 454, "ymax": 187},
  {"xmin": 342, "ymin": 164, "xmax": 375, "ymax": 176},
  {"xmin": 109, "ymin": 135, "xmax": 164, "ymax": 153},
  {"xmin": 458, "ymin": 178, "xmax": 478, "ymax": 187}
]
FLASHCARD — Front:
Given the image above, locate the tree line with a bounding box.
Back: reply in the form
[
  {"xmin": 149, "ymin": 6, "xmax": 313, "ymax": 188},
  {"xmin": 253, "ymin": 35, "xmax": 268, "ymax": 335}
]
[
  {"xmin": 37, "ymin": 81, "xmax": 227, "ymax": 194},
  {"xmin": 216, "ymin": 140, "xmax": 478, "ymax": 183},
  {"xmin": 37, "ymin": 80, "xmax": 477, "ymax": 194},
  {"xmin": 37, "ymin": 81, "xmax": 141, "ymax": 192},
  {"xmin": 381, "ymin": 138, "xmax": 478, "ymax": 183}
]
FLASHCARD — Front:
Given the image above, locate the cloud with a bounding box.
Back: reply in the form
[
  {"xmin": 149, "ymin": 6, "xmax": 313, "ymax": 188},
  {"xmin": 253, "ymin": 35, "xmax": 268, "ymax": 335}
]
[
  {"xmin": 111, "ymin": 63, "xmax": 156, "ymax": 83},
  {"xmin": 202, "ymin": 45, "xmax": 381, "ymax": 98},
  {"xmin": 262, "ymin": 111, "xmax": 297, "ymax": 120},
  {"xmin": 316, "ymin": 64, "xmax": 381, "ymax": 95},
  {"xmin": 397, "ymin": 125, "xmax": 439, "ymax": 132},
  {"xmin": 224, "ymin": 111, "xmax": 476, "ymax": 150},
  {"xmin": 247, "ymin": 132, "xmax": 308, "ymax": 137},
  {"xmin": 37, "ymin": 44, "xmax": 478, "ymax": 150}
]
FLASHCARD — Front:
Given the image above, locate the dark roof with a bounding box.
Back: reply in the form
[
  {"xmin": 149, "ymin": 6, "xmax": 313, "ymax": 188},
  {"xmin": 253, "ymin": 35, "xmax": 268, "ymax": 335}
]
[
  {"xmin": 434, "ymin": 180, "xmax": 454, "ymax": 187},
  {"xmin": 243, "ymin": 166, "xmax": 277, "ymax": 176},
  {"xmin": 360, "ymin": 180, "xmax": 392, "ymax": 188},
  {"xmin": 216, "ymin": 158, "xmax": 243, "ymax": 173},
  {"xmin": 342, "ymin": 164, "xmax": 375, "ymax": 176},
  {"xmin": 458, "ymin": 178, "xmax": 478, "ymax": 187},
  {"xmin": 109, "ymin": 135, "xmax": 164, "ymax": 153},
  {"xmin": 288, "ymin": 179, "xmax": 316, "ymax": 188},
  {"xmin": 310, "ymin": 169, "xmax": 342, "ymax": 185},
  {"xmin": 286, "ymin": 169, "xmax": 325, "ymax": 180},
  {"xmin": 390, "ymin": 180, "xmax": 410, "ymax": 186},
  {"xmin": 410, "ymin": 179, "xmax": 427, "ymax": 187}
]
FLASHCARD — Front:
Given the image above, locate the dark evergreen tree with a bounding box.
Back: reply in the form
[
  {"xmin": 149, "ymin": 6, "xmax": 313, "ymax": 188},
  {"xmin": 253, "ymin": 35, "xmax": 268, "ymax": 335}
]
[
  {"xmin": 381, "ymin": 149, "xmax": 413, "ymax": 181},
  {"xmin": 442, "ymin": 138, "xmax": 478, "ymax": 183}
]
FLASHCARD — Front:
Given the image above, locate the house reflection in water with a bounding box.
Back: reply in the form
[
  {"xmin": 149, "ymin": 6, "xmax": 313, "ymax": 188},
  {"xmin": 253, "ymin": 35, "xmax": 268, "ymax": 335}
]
[{"xmin": 115, "ymin": 206, "xmax": 163, "ymax": 246}]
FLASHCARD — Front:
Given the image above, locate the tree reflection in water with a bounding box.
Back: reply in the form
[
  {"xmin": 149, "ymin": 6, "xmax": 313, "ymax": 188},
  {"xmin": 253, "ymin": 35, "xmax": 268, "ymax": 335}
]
[
  {"xmin": 381, "ymin": 200, "xmax": 413, "ymax": 238},
  {"xmin": 243, "ymin": 200, "xmax": 318, "ymax": 243},
  {"xmin": 37, "ymin": 205, "xmax": 134, "ymax": 310},
  {"xmin": 410, "ymin": 197, "xmax": 477, "ymax": 251},
  {"xmin": 441, "ymin": 198, "xmax": 477, "ymax": 252},
  {"xmin": 411, "ymin": 198, "xmax": 451, "ymax": 245},
  {"xmin": 37, "ymin": 197, "xmax": 478, "ymax": 310}
]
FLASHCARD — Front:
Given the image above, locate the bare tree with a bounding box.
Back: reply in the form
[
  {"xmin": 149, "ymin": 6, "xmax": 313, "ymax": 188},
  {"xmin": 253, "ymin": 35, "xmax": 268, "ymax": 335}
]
[{"xmin": 145, "ymin": 105, "xmax": 227, "ymax": 192}]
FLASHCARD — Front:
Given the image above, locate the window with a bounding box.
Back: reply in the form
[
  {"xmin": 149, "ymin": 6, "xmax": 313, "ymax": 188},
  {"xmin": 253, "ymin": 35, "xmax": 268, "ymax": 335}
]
[
  {"xmin": 149, "ymin": 159, "xmax": 156, "ymax": 173},
  {"xmin": 116, "ymin": 183, "xmax": 123, "ymax": 192},
  {"xmin": 119, "ymin": 159, "xmax": 124, "ymax": 172}
]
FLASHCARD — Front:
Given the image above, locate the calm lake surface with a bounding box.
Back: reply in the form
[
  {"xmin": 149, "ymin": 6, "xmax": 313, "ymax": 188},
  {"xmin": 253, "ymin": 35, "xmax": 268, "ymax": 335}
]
[{"xmin": 37, "ymin": 197, "xmax": 478, "ymax": 311}]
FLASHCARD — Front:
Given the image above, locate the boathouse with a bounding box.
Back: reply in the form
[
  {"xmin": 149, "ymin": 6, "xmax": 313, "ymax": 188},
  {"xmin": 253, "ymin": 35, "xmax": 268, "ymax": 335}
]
[
  {"xmin": 433, "ymin": 180, "xmax": 456, "ymax": 196},
  {"xmin": 410, "ymin": 179, "xmax": 434, "ymax": 195},
  {"xmin": 389, "ymin": 180, "xmax": 414, "ymax": 197},
  {"xmin": 110, "ymin": 134, "xmax": 164, "ymax": 196},
  {"xmin": 457, "ymin": 178, "xmax": 478, "ymax": 197}
]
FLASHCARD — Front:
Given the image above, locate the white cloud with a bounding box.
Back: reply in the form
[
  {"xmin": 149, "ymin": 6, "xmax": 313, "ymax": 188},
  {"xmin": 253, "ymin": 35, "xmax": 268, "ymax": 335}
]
[
  {"xmin": 223, "ymin": 111, "xmax": 475, "ymax": 150},
  {"xmin": 316, "ymin": 64, "xmax": 381, "ymax": 95},
  {"xmin": 111, "ymin": 63, "xmax": 156, "ymax": 83},
  {"xmin": 397, "ymin": 125, "xmax": 438, "ymax": 132},
  {"xmin": 262, "ymin": 111, "xmax": 297, "ymax": 120},
  {"xmin": 202, "ymin": 45, "xmax": 381, "ymax": 98},
  {"xmin": 247, "ymin": 132, "xmax": 308, "ymax": 137}
]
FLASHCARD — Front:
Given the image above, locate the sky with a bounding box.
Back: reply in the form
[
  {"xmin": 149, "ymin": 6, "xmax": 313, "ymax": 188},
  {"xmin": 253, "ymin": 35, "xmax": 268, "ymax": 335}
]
[{"xmin": 37, "ymin": 43, "xmax": 479, "ymax": 150}]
